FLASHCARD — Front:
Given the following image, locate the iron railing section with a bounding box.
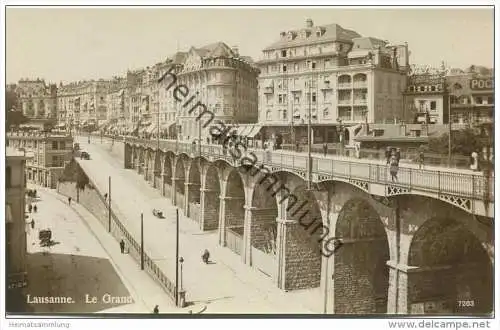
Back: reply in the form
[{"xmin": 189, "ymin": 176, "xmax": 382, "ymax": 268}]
[{"xmin": 124, "ymin": 137, "xmax": 494, "ymax": 202}]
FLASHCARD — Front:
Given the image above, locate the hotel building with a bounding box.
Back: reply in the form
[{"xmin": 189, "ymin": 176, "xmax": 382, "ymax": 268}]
[
  {"xmin": 163, "ymin": 42, "xmax": 259, "ymax": 142},
  {"xmin": 256, "ymin": 19, "xmax": 409, "ymax": 145},
  {"xmin": 6, "ymin": 131, "xmax": 74, "ymax": 189},
  {"xmin": 104, "ymin": 77, "xmax": 128, "ymax": 133}
]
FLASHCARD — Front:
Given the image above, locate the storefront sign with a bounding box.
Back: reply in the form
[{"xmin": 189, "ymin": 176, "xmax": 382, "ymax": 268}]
[{"xmin": 470, "ymin": 78, "xmax": 494, "ymax": 90}]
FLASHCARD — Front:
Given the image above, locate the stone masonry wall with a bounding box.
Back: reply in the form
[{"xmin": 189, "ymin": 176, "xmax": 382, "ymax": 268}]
[
  {"xmin": 284, "ymin": 223, "xmax": 322, "ymax": 290},
  {"xmin": 251, "ymin": 209, "xmax": 277, "ymax": 252},
  {"xmin": 334, "ymin": 239, "xmax": 389, "ymax": 314},
  {"xmin": 163, "ymin": 183, "xmax": 172, "ymax": 199},
  {"xmin": 225, "ymin": 199, "xmax": 245, "ymax": 235},
  {"xmin": 202, "ymin": 192, "xmax": 219, "ymax": 231}
]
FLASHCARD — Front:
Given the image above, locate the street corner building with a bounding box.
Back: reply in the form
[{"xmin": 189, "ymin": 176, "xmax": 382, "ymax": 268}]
[
  {"xmin": 5, "ymin": 148, "xmax": 30, "ymax": 312},
  {"xmin": 6, "ymin": 131, "xmax": 74, "ymax": 189}
]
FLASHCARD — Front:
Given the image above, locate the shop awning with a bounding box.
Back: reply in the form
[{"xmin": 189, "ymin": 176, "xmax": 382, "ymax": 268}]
[{"xmin": 246, "ymin": 124, "xmax": 263, "ymax": 138}]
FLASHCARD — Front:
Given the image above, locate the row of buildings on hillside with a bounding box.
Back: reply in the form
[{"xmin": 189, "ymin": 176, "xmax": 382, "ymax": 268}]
[{"xmin": 9, "ymin": 19, "xmax": 494, "ymax": 147}]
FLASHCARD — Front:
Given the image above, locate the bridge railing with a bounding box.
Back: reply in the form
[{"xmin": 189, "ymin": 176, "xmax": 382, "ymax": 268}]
[{"xmin": 126, "ymin": 137, "xmax": 494, "ymax": 202}]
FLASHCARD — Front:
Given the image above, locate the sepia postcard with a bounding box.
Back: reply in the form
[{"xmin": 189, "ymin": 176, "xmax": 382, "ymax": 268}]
[{"xmin": 2, "ymin": 3, "xmax": 496, "ymax": 329}]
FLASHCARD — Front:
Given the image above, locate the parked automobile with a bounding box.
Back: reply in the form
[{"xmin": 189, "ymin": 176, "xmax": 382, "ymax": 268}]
[{"xmin": 80, "ymin": 151, "xmax": 90, "ymax": 160}]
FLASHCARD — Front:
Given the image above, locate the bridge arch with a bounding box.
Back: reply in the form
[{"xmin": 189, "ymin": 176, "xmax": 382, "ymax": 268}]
[
  {"xmin": 334, "ymin": 197, "xmax": 390, "ymax": 314},
  {"xmin": 186, "ymin": 159, "xmax": 202, "ymax": 221},
  {"xmin": 407, "ymin": 217, "xmax": 493, "ymax": 315},
  {"xmin": 153, "ymin": 151, "xmax": 162, "ymax": 187},
  {"xmin": 173, "ymin": 157, "xmax": 186, "ymax": 211},
  {"xmin": 201, "ymin": 164, "xmax": 221, "ymax": 231},
  {"xmin": 222, "ymin": 169, "xmax": 247, "ymax": 256},
  {"xmin": 162, "ymin": 153, "xmax": 173, "ymax": 198},
  {"xmin": 248, "ymin": 173, "xmax": 279, "ymax": 278}
]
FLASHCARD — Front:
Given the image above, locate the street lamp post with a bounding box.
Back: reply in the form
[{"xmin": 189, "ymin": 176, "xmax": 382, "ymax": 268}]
[
  {"xmin": 179, "ymin": 257, "xmax": 184, "ymax": 290},
  {"xmin": 337, "ymin": 118, "xmax": 344, "ymax": 156},
  {"xmin": 307, "ymin": 64, "xmax": 314, "ymax": 191},
  {"xmin": 140, "ymin": 212, "xmax": 144, "ymax": 270},
  {"xmin": 175, "ymin": 208, "xmax": 180, "ymax": 306}
]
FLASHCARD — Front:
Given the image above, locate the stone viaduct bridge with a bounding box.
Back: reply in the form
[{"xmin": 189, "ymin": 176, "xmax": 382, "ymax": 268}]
[{"xmin": 123, "ymin": 137, "xmax": 494, "ymax": 315}]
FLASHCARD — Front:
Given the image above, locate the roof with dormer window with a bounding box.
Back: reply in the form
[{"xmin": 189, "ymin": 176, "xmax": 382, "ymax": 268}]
[{"xmin": 264, "ymin": 23, "xmax": 361, "ymax": 50}]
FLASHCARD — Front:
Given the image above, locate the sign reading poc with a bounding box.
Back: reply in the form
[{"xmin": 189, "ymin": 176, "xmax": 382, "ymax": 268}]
[{"xmin": 470, "ymin": 78, "xmax": 494, "ymax": 90}]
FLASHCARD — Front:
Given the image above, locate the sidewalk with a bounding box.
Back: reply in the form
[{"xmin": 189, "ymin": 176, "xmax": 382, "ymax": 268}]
[
  {"xmin": 27, "ymin": 185, "xmax": 205, "ymax": 314},
  {"xmin": 75, "ymin": 137, "xmax": 317, "ymax": 313}
]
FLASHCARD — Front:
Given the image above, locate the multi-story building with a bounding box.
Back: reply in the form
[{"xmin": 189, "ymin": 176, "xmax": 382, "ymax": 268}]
[
  {"xmin": 16, "ymin": 78, "xmax": 57, "ymax": 128},
  {"xmin": 5, "ymin": 148, "xmax": 28, "ymax": 298},
  {"xmin": 104, "ymin": 76, "xmax": 128, "ymax": 133},
  {"xmin": 403, "ymin": 65, "xmax": 449, "ymax": 125},
  {"xmin": 166, "ymin": 42, "xmax": 259, "ymax": 141},
  {"xmin": 256, "ymin": 19, "xmax": 409, "ymax": 145},
  {"xmin": 446, "ymin": 66, "xmax": 494, "ymax": 127},
  {"xmin": 158, "ymin": 52, "xmax": 187, "ymax": 138},
  {"xmin": 57, "ymin": 80, "xmax": 110, "ymax": 132},
  {"xmin": 6, "ymin": 131, "xmax": 74, "ymax": 189}
]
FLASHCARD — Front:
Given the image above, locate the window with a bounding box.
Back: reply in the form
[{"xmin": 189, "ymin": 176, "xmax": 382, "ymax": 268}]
[
  {"xmin": 283, "ymin": 109, "xmax": 288, "ymax": 119},
  {"xmin": 52, "ymin": 141, "xmax": 58, "ymax": 149},
  {"xmin": 312, "ymin": 93, "xmax": 317, "ymax": 103},
  {"xmin": 59, "ymin": 141, "xmax": 66, "ymax": 150},
  {"xmin": 281, "ymin": 50, "xmax": 287, "ymax": 57},
  {"xmin": 266, "ymin": 110, "xmax": 272, "ymax": 120},
  {"xmin": 325, "ymin": 59, "xmax": 330, "ymax": 68},
  {"xmin": 6, "ymin": 166, "xmax": 11, "ymax": 188},
  {"xmin": 475, "ymin": 97, "xmax": 483, "ymax": 105},
  {"xmin": 294, "ymin": 95, "xmax": 300, "ymax": 104},
  {"xmin": 283, "ymin": 64, "xmax": 287, "ymax": 72},
  {"xmin": 323, "ymin": 108, "xmax": 329, "ymax": 117},
  {"xmin": 430, "ymin": 101, "xmax": 436, "ymax": 111},
  {"xmin": 312, "ymin": 62, "xmax": 316, "ymax": 69},
  {"xmin": 488, "ymin": 96, "xmax": 494, "ymax": 104}
]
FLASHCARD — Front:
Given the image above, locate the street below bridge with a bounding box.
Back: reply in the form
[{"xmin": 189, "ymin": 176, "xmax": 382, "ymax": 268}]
[{"xmin": 74, "ymin": 136, "xmax": 319, "ymax": 313}]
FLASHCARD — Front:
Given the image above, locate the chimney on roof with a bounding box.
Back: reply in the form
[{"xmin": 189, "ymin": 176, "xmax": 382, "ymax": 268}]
[
  {"xmin": 231, "ymin": 45, "xmax": 239, "ymax": 57},
  {"xmin": 306, "ymin": 18, "xmax": 314, "ymax": 28}
]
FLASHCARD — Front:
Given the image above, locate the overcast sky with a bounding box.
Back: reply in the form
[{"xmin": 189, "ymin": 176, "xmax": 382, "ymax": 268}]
[{"xmin": 5, "ymin": 7, "xmax": 494, "ymax": 84}]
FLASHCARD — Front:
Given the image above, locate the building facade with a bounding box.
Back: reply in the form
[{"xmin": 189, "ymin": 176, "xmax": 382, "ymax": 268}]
[
  {"xmin": 6, "ymin": 131, "xmax": 74, "ymax": 189},
  {"xmin": 104, "ymin": 77, "xmax": 128, "ymax": 133},
  {"xmin": 403, "ymin": 66, "xmax": 448, "ymax": 125},
  {"xmin": 16, "ymin": 79, "xmax": 57, "ymax": 126},
  {"xmin": 57, "ymin": 80, "xmax": 110, "ymax": 131},
  {"xmin": 166, "ymin": 42, "xmax": 259, "ymax": 142},
  {"xmin": 6, "ymin": 148, "xmax": 28, "ymax": 296},
  {"xmin": 256, "ymin": 19, "xmax": 409, "ymax": 145},
  {"xmin": 446, "ymin": 68, "xmax": 494, "ymax": 127}
]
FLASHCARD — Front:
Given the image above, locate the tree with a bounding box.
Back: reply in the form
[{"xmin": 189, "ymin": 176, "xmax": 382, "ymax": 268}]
[
  {"xmin": 6, "ymin": 109, "xmax": 29, "ymax": 129},
  {"xmin": 428, "ymin": 128, "xmax": 483, "ymax": 156}
]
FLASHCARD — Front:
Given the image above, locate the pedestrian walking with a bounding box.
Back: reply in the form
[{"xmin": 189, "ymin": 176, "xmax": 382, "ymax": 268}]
[
  {"xmin": 28, "ymin": 204, "xmax": 33, "ymax": 213},
  {"xmin": 153, "ymin": 305, "xmax": 159, "ymax": 314},
  {"xmin": 33, "ymin": 205, "xmax": 38, "ymax": 213},
  {"xmin": 202, "ymin": 249, "xmax": 210, "ymax": 264},
  {"xmin": 119, "ymin": 239, "xmax": 125, "ymax": 254},
  {"xmin": 418, "ymin": 151, "xmax": 425, "ymax": 169},
  {"xmin": 385, "ymin": 147, "xmax": 391, "ymax": 165},
  {"xmin": 68, "ymin": 197, "xmax": 72, "ymax": 205},
  {"xmin": 104, "ymin": 193, "xmax": 108, "ymax": 202},
  {"xmin": 30, "ymin": 219, "xmax": 35, "ymax": 229},
  {"xmin": 323, "ymin": 143, "xmax": 328, "ymax": 157},
  {"xmin": 390, "ymin": 155, "xmax": 399, "ymax": 182}
]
